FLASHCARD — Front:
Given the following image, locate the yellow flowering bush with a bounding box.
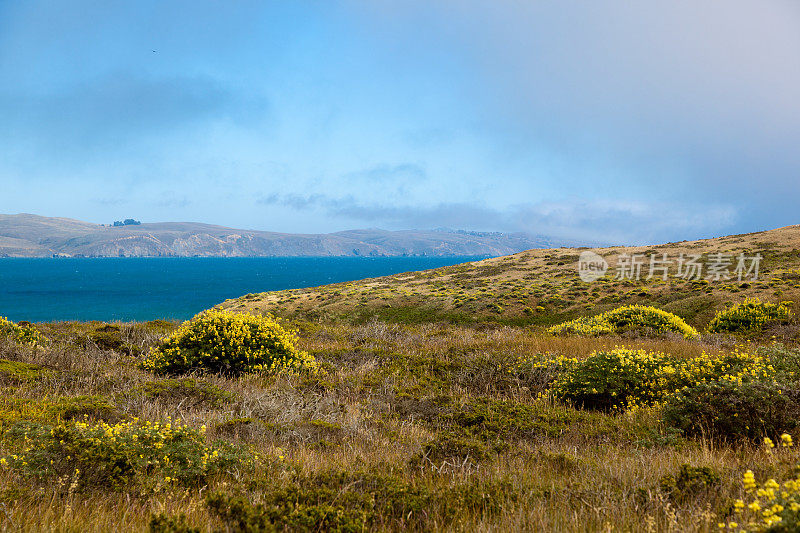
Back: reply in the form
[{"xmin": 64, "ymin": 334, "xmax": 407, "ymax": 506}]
[
  {"xmin": 0, "ymin": 316, "xmax": 45, "ymax": 346},
  {"xmin": 0, "ymin": 417, "xmax": 239, "ymax": 491},
  {"xmin": 551, "ymin": 348, "xmax": 673, "ymax": 410},
  {"xmin": 729, "ymin": 462, "xmax": 800, "ymax": 531},
  {"xmin": 544, "ymin": 345, "xmax": 800, "ymax": 440},
  {"xmin": 142, "ymin": 309, "xmax": 318, "ymax": 375},
  {"xmin": 548, "ymin": 305, "xmax": 699, "ymax": 340},
  {"xmin": 708, "ymin": 298, "xmax": 794, "ymax": 335},
  {"xmin": 551, "ymin": 347, "xmax": 778, "ymax": 411}
]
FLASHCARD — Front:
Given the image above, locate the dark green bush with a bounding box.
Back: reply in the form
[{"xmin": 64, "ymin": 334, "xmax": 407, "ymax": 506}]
[
  {"xmin": 88, "ymin": 324, "xmax": 142, "ymax": 356},
  {"xmin": 451, "ymin": 397, "xmax": 545, "ymax": 439},
  {"xmin": 51, "ymin": 395, "xmax": 122, "ymax": 422},
  {"xmin": 90, "ymin": 324, "xmax": 124, "ymax": 350},
  {"xmin": 207, "ymin": 491, "xmax": 358, "ymax": 533},
  {"xmin": 149, "ymin": 513, "xmax": 200, "ymax": 533},
  {"xmin": 205, "ymin": 493, "xmax": 275, "ymax": 533},
  {"xmin": 415, "ymin": 430, "xmax": 493, "ymax": 464},
  {"xmin": 414, "ymin": 396, "xmax": 630, "ymax": 464},
  {"xmin": 661, "ymin": 380, "xmax": 800, "ymax": 441},
  {"xmin": 658, "ymin": 464, "xmax": 720, "ymax": 503},
  {"xmin": 207, "ymin": 468, "xmax": 516, "ymax": 532},
  {"xmin": 134, "ymin": 378, "xmax": 235, "ymax": 408},
  {"xmin": 214, "ymin": 417, "xmax": 259, "ymax": 438},
  {"xmin": 450, "ymin": 397, "xmax": 623, "ymax": 441},
  {"xmin": 537, "ymin": 450, "xmax": 581, "ymax": 474},
  {"xmin": 755, "ymin": 343, "xmax": 800, "ymax": 384},
  {"xmin": 206, "ymin": 471, "xmax": 413, "ymax": 532},
  {"xmin": 392, "ymin": 394, "xmax": 451, "ymax": 423}
]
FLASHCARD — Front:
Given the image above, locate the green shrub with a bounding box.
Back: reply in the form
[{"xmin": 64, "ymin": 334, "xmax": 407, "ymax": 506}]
[
  {"xmin": 0, "ymin": 395, "xmax": 121, "ymax": 428},
  {"xmin": 206, "ymin": 469, "xmax": 516, "ymax": 532},
  {"xmin": 149, "ymin": 513, "xmax": 200, "ymax": 533},
  {"xmin": 707, "ymin": 297, "xmax": 793, "ymax": 335},
  {"xmin": 50, "ymin": 395, "xmax": 122, "ymax": 422},
  {"xmin": 134, "ymin": 378, "xmax": 235, "ymax": 408},
  {"xmin": 415, "ymin": 396, "xmax": 630, "ymax": 463},
  {"xmin": 537, "ymin": 450, "xmax": 581, "ymax": 474},
  {"xmin": 0, "ymin": 317, "xmax": 45, "ymax": 346},
  {"xmin": 142, "ymin": 319, "xmax": 178, "ymax": 335},
  {"xmin": 661, "ymin": 380, "xmax": 800, "ymax": 441},
  {"xmin": 207, "ymin": 490, "xmax": 366, "ymax": 533},
  {"xmin": 89, "ymin": 324, "xmax": 141, "ymax": 355},
  {"xmin": 141, "ymin": 309, "xmax": 318, "ymax": 375},
  {"xmin": 0, "ymin": 359, "xmax": 49, "ymax": 384},
  {"xmin": 392, "ymin": 394, "xmax": 451, "ymax": 423},
  {"xmin": 0, "ymin": 417, "xmax": 246, "ymax": 491},
  {"xmin": 451, "ymin": 397, "xmax": 553, "ymax": 440},
  {"xmin": 90, "ymin": 324, "xmax": 124, "ymax": 349},
  {"xmin": 416, "ymin": 431, "xmax": 494, "ymax": 464},
  {"xmin": 548, "ymin": 305, "xmax": 699, "ymax": 339},
  {"xmin": 205, "ymin": 492, "xmax": 277, "ymax": 533},
  {"xmin": 755, "ymin": 343, "xmax": 800, "ymax": 384},
  {"xmin": 658, "ymin": 464, "xmax": 720, "ymax": 503},
  {"xmin": 213, "ymin": 417, "xmax": 261, "ymax": 439}
]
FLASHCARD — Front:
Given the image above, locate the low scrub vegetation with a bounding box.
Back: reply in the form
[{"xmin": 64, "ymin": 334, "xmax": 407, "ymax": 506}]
[
  {"xmin": 200, "ymin": 468, "xmax": 513, "ymax": 532},
  {"xmin": 1, "ymin": 418, "xmax": 250, "ymax": 492},
  {"xmin": 1, "ymin": 307, "xmax": 800, "ymax": 530}
]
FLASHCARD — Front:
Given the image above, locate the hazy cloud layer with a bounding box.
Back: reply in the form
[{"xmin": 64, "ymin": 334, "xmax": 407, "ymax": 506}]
[
  {"xmin": 0, "ymin": 1, "xmax": 797, "ymax": 243},
  {"xmin": 260, "ymin": 193, "xmax": 736, "ymax": 244}
]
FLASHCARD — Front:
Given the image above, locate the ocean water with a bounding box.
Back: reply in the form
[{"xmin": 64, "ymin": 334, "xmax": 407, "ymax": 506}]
[{"xmin": 0, "ymin": 256, "xmax": 484, "ymax": 323}]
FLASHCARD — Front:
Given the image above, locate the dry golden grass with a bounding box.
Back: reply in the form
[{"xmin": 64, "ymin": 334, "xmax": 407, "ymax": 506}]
[
  {"xmin": 0, "ymin": 317, "xmax": 797, "ymax": 532},
  {"xmin": 217, "ymin": 224, "xmax": 800, "ymax": 330}
]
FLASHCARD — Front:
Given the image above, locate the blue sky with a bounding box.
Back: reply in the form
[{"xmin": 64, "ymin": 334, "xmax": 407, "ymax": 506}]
[{"xmin": 1, "ymin": 1, "xmax": 798, "ymax": 244}]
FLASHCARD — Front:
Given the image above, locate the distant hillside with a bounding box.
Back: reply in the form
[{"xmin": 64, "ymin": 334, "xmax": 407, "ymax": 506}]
[
  {"xmin": 219, "ymin": 224, "xmax": 800, "ymax": 328},
  {"xmin": 0, "ymin": 214, "xmax": 591, "ymax": 258}
]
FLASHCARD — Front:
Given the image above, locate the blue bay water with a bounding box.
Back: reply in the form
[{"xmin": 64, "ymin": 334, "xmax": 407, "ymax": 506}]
[{"xmin": 0, "ymin": 257, "xmax": 484, "ymax": 323}]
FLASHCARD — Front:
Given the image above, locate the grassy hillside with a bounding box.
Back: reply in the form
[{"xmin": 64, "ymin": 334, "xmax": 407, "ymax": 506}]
[
  {"xmin": 220, "ymin": 224, "xmax": 800, "ymax": 330},
  {"xmin": 1, "ymin": 225, "xmax": 800, "ymax": 531}
]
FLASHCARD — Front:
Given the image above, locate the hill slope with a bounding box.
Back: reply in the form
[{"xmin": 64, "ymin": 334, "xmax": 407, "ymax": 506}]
[
  {"xmin": 219, "ymin": 224, "xmax": 800, "ymax": 328},
  {"xmin": 0, "ymin": 213, "xmax": 588, "ymax": 257}
]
